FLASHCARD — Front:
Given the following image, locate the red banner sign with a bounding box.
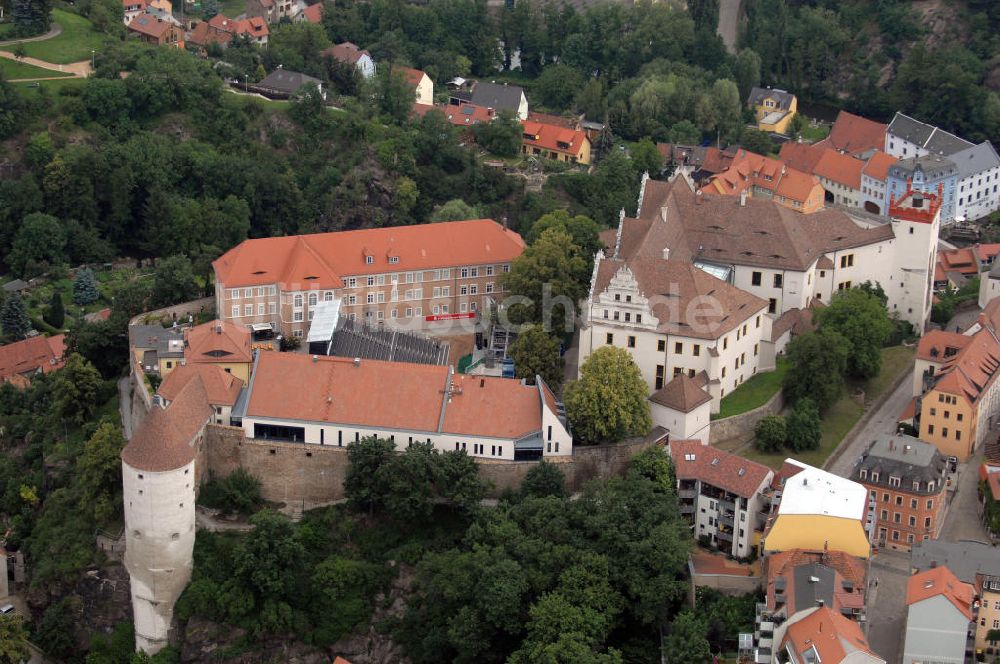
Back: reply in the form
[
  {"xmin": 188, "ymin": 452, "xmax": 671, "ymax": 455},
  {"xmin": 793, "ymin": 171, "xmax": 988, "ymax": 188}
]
[{"xmin": 425, "ymin": 312, "xmax": 476, "ymax": 322}]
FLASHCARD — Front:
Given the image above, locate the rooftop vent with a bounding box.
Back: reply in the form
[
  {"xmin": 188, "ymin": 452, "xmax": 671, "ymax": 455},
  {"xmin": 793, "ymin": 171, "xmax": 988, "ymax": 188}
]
[
  {"xmin": 711, "ymin": 458, "xmax": 720, "ymax": 465},
  {"xmin": 353, "ymin": 357, "xmax": 361, "ymax": 367}
]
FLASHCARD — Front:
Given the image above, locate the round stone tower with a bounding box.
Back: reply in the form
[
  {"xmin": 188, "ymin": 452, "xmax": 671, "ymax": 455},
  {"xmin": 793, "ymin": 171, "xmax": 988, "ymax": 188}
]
[{"xmin": 121, "ymin": 385, "xmax": 206, "ymax": 655}]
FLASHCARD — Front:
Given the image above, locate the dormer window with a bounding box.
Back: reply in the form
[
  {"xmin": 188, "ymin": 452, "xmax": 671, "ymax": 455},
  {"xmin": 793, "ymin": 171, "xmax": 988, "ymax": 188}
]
[
  {"xmin": 366, "ymin": 256, "xmax": 374, "ymax": 265},
  {"xmin": 859, "ymin": 469, "xmax": 867, "ymax": 480},
  {"xmin": 389, "ymin": 256, "xmax": 399, "ymax": 264}
]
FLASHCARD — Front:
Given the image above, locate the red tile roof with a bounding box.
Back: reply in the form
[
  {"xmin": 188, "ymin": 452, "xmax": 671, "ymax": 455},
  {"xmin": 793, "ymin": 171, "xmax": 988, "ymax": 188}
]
[
  {"xmin": 820, "ymin": 111, "xmax": 887, "ymax": 156},
  {"xmin": 862, "ymin": 151, "xmax": 897, "ymax": 181},
  {"xmin": 184, "ymin": 320, "xmax": 252, "ymax": 365},
  {"xmin": 975, "ymin": 243, "xmax": 1000, "ymax": 264},
  {"xmin": 937, "ymin": 247, "xmax": 979, "ymax": 276},
  {"xmin": 981, "ymin": 463, "xmax": 1000, "ymax": 500},
  {"xmin": 916, "ymin": 330, "xmax": 972, "ymax": 362},
  {"xmin": 188, "ymin": 21, "xmax": 232, "ymax": 46},
  {"xmin": 521, "ymin": 120, "xmax": 589, "ymax": 158},
  {"xmin": 127, "ymin": 11, "xmax": 175, "ymax": 38},
  {"xmin": 158, "ymin": 363, "xmax": 242, "ymax": 406},
  {"xmin": 930, "ymin": 327, "xmax": 1000, "ymax": 405},
  {"xmin": 700, "ymin": 146, "xmax": 735, "ymax": 174},
  {"xmin": 702, "ymin": 149, "xmax": 821, "ymax": 205},
  {"xmin": 213, "ymin": 219, "xmax": 525, "ymax": 289},
  {"xmin": 0, "ymin": 335, "xmax": 66, "ymax": 384},
  {"xmin": 393, "ymin": 66, "xmax": 427, "ymax": 88},
  {"xmin": 300, "ymin": 2, "xmax": 323, "ymax": 23},
  {"xmin": 813, "ymin": 149, "xmax": 864, "ymax": 190},
  {"xmin": 781, "ymin": 607, "xmax": 879, "ymax": 664},
  {"xmin": 906, "ymin": 566, "xmax": 974, "ymax": 619},
  {"xmin": 766, "ymin": 549, "xmax": 867, "ymax": 588},
  {"xmin": 444, "ymin": 103, "xmax": 494, "ymax": 126},
  {"xmin": 121, "ymin": 375, "xmax": 211, "ymax": 472},
  {"xmin": 668, "ymin": 439, "xmax": 773, "ymax": 498},
  {"xmin": 779, "ymin": 141, "xmax": 826, "ymax": 174},
  {"xmin": 244, "ymin": 352, "xmax": 552, "ymax": 439},
  {"xmin": 525, "ymin": 111, "xmax": 577, "ymax": 129},
  {"xmin": 649, "ymin": 373, "xmax": 712, "ymax": 412}
]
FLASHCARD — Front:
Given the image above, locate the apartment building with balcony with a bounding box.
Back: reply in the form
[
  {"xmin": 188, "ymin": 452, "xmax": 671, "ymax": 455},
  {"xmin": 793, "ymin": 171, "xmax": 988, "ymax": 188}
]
[
  {"xmin": 852, "ymin": 437, "xmax": 948, "ymax": 551},
  {"xmin": 668, "ymin": 439, "xmax": 773, "ymax": 558},
  {"xmin": 768, "ymin": 606, "xmax": 884, "ymax": 664},
  {"xmin": 212, "ymin": 220, "xmax": 525, "ymax": 340}
]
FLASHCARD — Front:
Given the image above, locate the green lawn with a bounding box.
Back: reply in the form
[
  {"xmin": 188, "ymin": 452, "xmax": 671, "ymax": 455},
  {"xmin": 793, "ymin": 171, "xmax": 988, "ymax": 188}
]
[
  {"xmin": 800, "ymin": 121, "xmax": 830, "ymax": 143},
  {"xmin": 0, "ymin": 10, "xmax": 105, "ymax": 64},
  {"xmin": 217, "ymin": 0, "xmax": 248, "ymax": 19},
  {"xmin": 12, "ymin": 75, "xmax": 87, "ymax": 98},
  {"xmin": 741, "ymin": 346, "xmax": 915, "ymax": 469},
  {"xmin": 714, "ymin": 358, "xmax": 789, "ymax": 420},
  {"xmin": 0, "ymin": 57, "xmax": 73, "ymax": 80}
]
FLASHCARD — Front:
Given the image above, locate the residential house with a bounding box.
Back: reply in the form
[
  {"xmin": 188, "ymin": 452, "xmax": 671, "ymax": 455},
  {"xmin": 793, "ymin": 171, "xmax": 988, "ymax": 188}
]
[
  {"xmin": 859, "ymin": 151, "xmax": 897, "ymax": 215},
  {"xmin": 815, "ymin": 110, "xmax": 887, "ymax": 157},
  {"xmin": 981, "ymin": 259, "xmax": 1000, "ymax": 309},
  {"xmin": 187, "ymin": 21, "xmax": 232, "ymax": 49},
  {"xmin": 976, "ymin": 243, "xmax": 1000, "ymax": 270},
  {"xmin": 887, "ymin": 155, "xmax": 958, "ymax": 222},
  {"xmin": 813, "ymin": 148, "xmax": 865, "ymax": 208},
  {"xmin": 122, "ymin": 0, "xmax": 146, "ymax": 24},
  {"xmin": 915, "ymin": 324, "xmax": 1000, "ymax": 460},
  {"xmin": 246, "ymin": 0, "xmax": 300, "ymax": 23},
  {"xmin": 458, "ymin": 81, "xmax": 528, "ymax": 120},
  {"xmin": 649, "ymin": 373, "xmax": 712, "ymax": 442},
  {"xmin": 298, "ymin": 2, "xmax": 323, "ymax": 23},
  {"xmin": 747, "ymin": 87, "xmax": 797, "ymax": 134},
  {"xmin": 234, "ymin": 351, "xmax": 576, "ymax": 461},
  {"xmin": 667, "ymin": 439, "xmax": 773, "ymax": 558},
  {"xmin": 886, "ymin": 112, "xmax": 974, "ymax": 160},
  {"xmin": 701, "ymin": 148, "xmax": 826, "ymax": 213},
  {"xmin": 392, "ymin": 67, "xmax": 433, "ymax": 106},
  {"xmin": 157, "ymin": 363, "xmax": 242, "ymax": 425},
  {"xmin": 762, "ymin": 459, "xmax": 871, "ymax": 559},
  {"xmin": 257, "ymin": 67, "xmax": 323, "ymax": 100},
  {"xmin": 953, "ymin": 141, "xmax": 1000, "ymax": 221},
  {"xmin": 147, "ymin": 0, "xmax": 171, "ymax": 14},
  {"xmin": 913, "ymin": 329, "xmax": 971, "ymax": 397},
  {"xmin": 521, "ymin": 120, "xmax": 591, "ymax": 165},
  {"xmin": 212, "ymin": 219, "xmax": 525, "ymax": 339},
  {"xmin": 852, "ymin": 437, "xmax": 948, "ymax": 551},
  {"xmin": 443, "ymin": 103, "xmax": 494, "ymax": 128},
  {"xmin": 936, "ymin": 245, "xmax": 980, "ymax": 292},
  {"xmin": 902, "ymin": 566, "xmax": 974, "ymax": 664},
  {"xmin": 127, "ymin": 12, "xmax": 183, "ymax": 46},
  {"xmin": 911, "ymin": 540, "xmax": 1000, "ymax": 659},
  {"xmin": 763, "ymin": 549, "xmax": 868, "ymax": 622},
  {"xmin": 321, "ymin": 42, "xmax": 375, "ymax": 79},
  {"xmin": 202, "ymin": 14, "xmax": 269, "ymax": 47},
  {"xmin": 769, "ymin": 606, "xmax": 885, "ymax": 664},
  {"xmin": 176, "ymin": 319, "xmax": 253, "ymax": 382},
  {"xmin": 0, "ymin": 335, "xmax": 66, "ymax": 387},
  {"xmin": 129, "ymin": 324, "xmax": 184, "ymax": 375}
]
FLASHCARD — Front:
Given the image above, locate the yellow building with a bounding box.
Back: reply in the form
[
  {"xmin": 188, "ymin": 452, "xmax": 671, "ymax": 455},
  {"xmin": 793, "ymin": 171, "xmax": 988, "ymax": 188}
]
[
  {"xmin": 521, "ymin": 121, "xmax": 592, "ymax": 166},
  {"xmin": 762, "ymin": 460, "xmax": 871, "ymax": 559},
  {"xmin": 748, "ymin": 86, "xmax": 798, "ymax": 134},
  {"xmin": 917, "ymin": 326, "xmax": 1000, "ymax": 460},
  {"xmin": 159, "ymin": 319, "xmax": 253, "ymax": 383}
]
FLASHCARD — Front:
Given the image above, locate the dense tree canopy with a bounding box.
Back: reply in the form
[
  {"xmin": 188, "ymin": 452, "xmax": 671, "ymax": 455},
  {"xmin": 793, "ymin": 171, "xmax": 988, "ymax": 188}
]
[{"xmin": 564, "ymin": 346, "xmax": 652, "ymax": 444}]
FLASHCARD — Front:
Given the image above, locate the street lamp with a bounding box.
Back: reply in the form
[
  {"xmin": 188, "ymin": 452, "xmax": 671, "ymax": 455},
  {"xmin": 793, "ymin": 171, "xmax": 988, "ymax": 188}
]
[
  {"xmin": 90, "ymin": 49, "xmax": 95, "ymax": 69},
  {"xmin": 244, "ymin": 74, "xmax": 248, "ymax": 92}
]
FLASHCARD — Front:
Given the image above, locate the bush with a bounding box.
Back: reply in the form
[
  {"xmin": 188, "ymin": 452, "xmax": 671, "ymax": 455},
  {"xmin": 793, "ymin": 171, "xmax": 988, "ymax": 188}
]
[
  {"xmin": 198, "ymin": 468, "xmax": 263, "ymax": 515},
  {"xmin": 786, "ymin": 398, "xmax": 821, "ymax": 452},
  {"xmin": 754, "ymin": 415, "xmax": 786, "ymax": 453},
  {"xmin": 521, "ymin": 461, "xmax": 566, "ymax": 499}
]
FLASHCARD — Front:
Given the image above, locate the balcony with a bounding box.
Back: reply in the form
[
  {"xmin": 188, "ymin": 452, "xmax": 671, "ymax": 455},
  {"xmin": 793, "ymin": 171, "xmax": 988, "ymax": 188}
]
[
  {"xmin": 720, "ymin": 497, "xmax": 736, "ymax": 512},
  {"xmin": 679, "ymin": 488, "xmax": 696, "ymax": 499},
  {"xmin": 717, "ymin": 529, "xmax": 734, "ymax": 542},
  {"xmin": 719, "ymin": 513, "xmax": 735, "ymax": 528}
]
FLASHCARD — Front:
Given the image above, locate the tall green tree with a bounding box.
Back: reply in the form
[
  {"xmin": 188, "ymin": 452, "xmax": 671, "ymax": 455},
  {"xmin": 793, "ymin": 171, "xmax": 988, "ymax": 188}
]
[
  {"xmin": 0, "ymin": 293, "xmax": 30, "ymax": 340},
  {"xmin": 786, "ymin": 397, "xmax": 821, "ymax": 452},
  {"xmin": 151, "ymin": 255, "xmax": 199, "ymax": 308},
  {"xmin": 754, "ymin": 414, "xmax": 786, "ymax": 453},
  {"xmin": 8, "ymin": 212, "xmax": 66, "ymax": 278},
  {"xmin": 344, "ymin": 436, "xmax": 396, "ymax": 514},
  {"xmin": 783, "ymin": 329, "xmax": 851, "ymax": 410},
  {"xmin": 11, "ymin": 0, "xmax": 50, "ymax": 37},
  {"xmin": 73, "ymin": 268, "xmax": 101, "ymax": 306},
  {"xmin": 815, "ymin": 287, "xmax": 892, "ymax": 379},
  {"xmin": 500, "ymin": 227, "xmax": 589, "ymax": 328},
  {"xmin": 78, "ymin": 423, "xmax": 127, "ymax": 524},
  {"xmin": 662, "ymin": 610, "xmax": 711, "ymax": 663},
  {"xmin": 474, "ymin": 109, "xmax": 523, "ymax": 158},
  {"xmin": 509, "ymin": 326, "xmax": 564, "ymax": 389},
  {"xmin": 0, "ymin": 612, "xmax": 29, "ymax": 664},
  {"xmin": 564, "ymin": 346, "xmax": 652, "ymax": 444},
  {"xmin": 521, "ymin": 460, "xmax": 566, "ymax": 499},
  {"xmin": 44, "ymin": 290, "xmax": 65, "ymax": 329},
  {"xmin": 51, "ymin": 353, "xmax": 104, "ymax": 425}
]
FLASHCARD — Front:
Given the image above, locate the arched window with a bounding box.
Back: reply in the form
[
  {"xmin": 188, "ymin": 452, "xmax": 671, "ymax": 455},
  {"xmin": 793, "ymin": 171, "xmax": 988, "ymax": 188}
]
[
  {"xmin": 308, "ymin": 292, "xmax": 318, "ymax": 306},
  {"xmin": 294, "ymin": 294, "xmax": 303, "ymax": 307},
  {"xmin": 324, "ymin": 291, "xmax": 334, "ymax": 301}
]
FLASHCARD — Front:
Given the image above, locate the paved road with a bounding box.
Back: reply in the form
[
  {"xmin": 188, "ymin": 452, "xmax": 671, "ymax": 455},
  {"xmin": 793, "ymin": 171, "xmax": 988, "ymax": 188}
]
[
  {"xmin": 717, "ymin": 0, "xmax": 740, "ymax": 54},
  {"xmin": 826, "ymin": 367, "xmax": 914, "ymax": 477},
  {"xmin": 0, "ymin": 23, "xmax": 62, "ymax": 47},
  {"xmin": 866, "ymin": 548, "xmax": 910, "ymax": 664},
  {"xmin": 940, "ymin": 444, "xmax": 990, "ymax": 543},
  {"xmin": 0, "ymin": 50, "xmax": 91, "ymax": 79}
]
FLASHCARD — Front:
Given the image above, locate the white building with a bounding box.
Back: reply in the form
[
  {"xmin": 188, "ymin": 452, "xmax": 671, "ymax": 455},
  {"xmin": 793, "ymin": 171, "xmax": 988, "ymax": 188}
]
[
  {"xmin": 648, "ymin": 373, "xmax": 712, "ymax": 442},
  {"xmin": 157, "ymin": 363, "xmax": 243, "ymax": 426},
  {"xmin": 234, "ymin": 351, "xmax": 572, "ymax": 461},
  {"xmin": 668, "ymin": 438, "xmax": 773, "ymax": 558},
  {"xmin": 121, "ymin": 374, "xmax": 210, "ymax": 654},
  {"xmin": 885, "ymin": 112, "xmax": 974, "ymax": 161},
  {"xmin": 954, "ymin": 141, "xmax": 1000, "ymax": 222}
]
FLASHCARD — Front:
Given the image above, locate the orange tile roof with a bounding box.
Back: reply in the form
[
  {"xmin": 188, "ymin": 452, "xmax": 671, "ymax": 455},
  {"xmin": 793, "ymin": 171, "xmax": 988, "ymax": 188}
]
[
  {"xmin": 821, "ymin": 111, "xmax": 887, "ymax": 155},
  {"xmin": 649, "ymin": 373, "xmax": 712, "ymax": 412},
  {"xmin": 981, "ymin": 463, "xmax": 1000, "ymax": 500},
  {"xmin": 158, "ymin": 363, "xmax": 242, "ymax": 406},
  {"xmin": 444, "ymin": 103, "xmax": 494, "ymax": 126},
  {"xmin": 916, "ymin": 330, "xmax": 972, "ymax": 362},
  {"xmin": 521, "ymin": 120, "xmax": 589, "ymax": 158},
  {"xmin": 782, "ymin": 607, "xmax": 879, "ymax": 664},
  {"xmin": 975, "ymin": 243, "xmax": 1000, "ymax": 264},
  {"xmin": 701, "ymin": 149, "xmax": 821, "ymax": 205},
  {"xmin": 213, "ymin": 219, "xmax": 525, "ymax": 289},
  {"xmin": 188, "ymin": 20, "xmax": 232, "ymax": 46},
  {"xmin": 322, "ymin": 42, "xmax": 369, "ymax": 65},
  {"xmin": 184, "ymin": 320, "xmax": 252, "ymax": 365},
  {"xmin": 128, "ymin": 11, "xmax": 175, "ymax": 38},
  {"xmin": 668, "ymin": 439, "xmax": 772, "ymax": 498},
  {"xmin": 898, "ymin": 396, "xmax": 917, "ymax": 422},
  {"xmin": 525, "ymin": 111, "xmax": 577, "ymax": 129},
  {"xmin": 813, "ymin": 149, "xmax": 864, "ymax": 189},
  {"xmin": 244, "ymin": 352, "xmax": 551, "ymax": 439},
  {"xmin": 300, "ymin": 2, "xmax": 323, "ymax": 23},
  {"xmin": 700, "ymin": 146, "xmax": 735, "ymax": 174},
  {"xmin": 938, "ymin": 247, "xmax": 979, "ymax": 275},
  {"xmin": 0, "ymin": 335, "xmax": 66, "ymax": 384},
  {"xmin": 766, "ymin": 549, "xmax": 867, "ymax": 588},
  {"xmin": 393, "ymin": 66, "xmax": 427, "ymax": 88},
  {"xmin": 930, "ymin": 327, "xmax": 1000, "ymax": 405},
  {"xmin": 906, "ymin": 566, "xmax": 974, "ymax": 619},
  {"xmin": 121, "ymin": 375, "xmax": 211, "ymax": 472},
  {"xmin": 862, "ymin": 151, "xmax": 897, "ymax": 181}
]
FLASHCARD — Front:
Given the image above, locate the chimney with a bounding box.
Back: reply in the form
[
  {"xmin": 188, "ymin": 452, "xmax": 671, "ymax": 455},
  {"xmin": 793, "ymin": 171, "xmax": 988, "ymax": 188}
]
[
  {"xmin": 312, "ymin": 355, "xmax": 318, "ymax": 362},
  {"xmin": 662, "ymin": 247, "xmax": 670, "ymax": 261},
  {"xmin": 353, "ymin": 357, "xmax": 361, "ymax": 367},
  {"xmin": 216, "ymin": 323, "xmax": 222, "ymax": 334},
  {"xmin": 739, "ymin": 189, "xmax": 748, "ymax": 207},
  {"xmin": 803, "ymin": 477, "xmax": 808, "ymax": 486},
  {"xmin": 480, "ymin": 378, "xmax": 485, "ymax": 388},
  {"xmin": 696, "ymin": 190, "xmax": 703, "ymax": 205}
]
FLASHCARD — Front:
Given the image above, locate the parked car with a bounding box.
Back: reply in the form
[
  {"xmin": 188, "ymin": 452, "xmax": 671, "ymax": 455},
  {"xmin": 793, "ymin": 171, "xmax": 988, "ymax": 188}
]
[
  {"xmin": 0, "ymin": 604, "xmax": 15, "ymax": 615},
  {"xmin": 948, "ymin": 456, "xmax": 959, "ymax": 472}
]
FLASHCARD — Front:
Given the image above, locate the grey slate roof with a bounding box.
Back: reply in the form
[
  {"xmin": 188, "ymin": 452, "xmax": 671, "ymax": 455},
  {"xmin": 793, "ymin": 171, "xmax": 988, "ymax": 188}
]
[
  {"xmin": 888, "ymin": 112, "xmax": 974, "ymax": 156},
  {"xmin": 888, "ymin": 155, "xmax": 957, "ymax": 181},
  {"xmin": 911, "ymin": 540, "xmax": 1000, "ymax": 583},
  {"xmin": 791, "ymin": 563, "xmax": 836, "ymax": 615},
  {"xmin": 951, "ymin": 141, "xmax": 1000, "ymax": 180},
  {"xmin": 1, "ymin": 279, "xmax": 28, "ymax": 292},
  {"xmin": 258, "ymin": 69, "xmax": 322, "ymax": 94},
  {"xmin": 747, "ymin": 87, "xmax": 795, "ymax": 110},
  {"xmin": 469, "ymin": 82, "xmax": 524, "ymax": 113},
  {"xmin": 852, "ymin": 437, "xmax": 947, "ymax": 495}
]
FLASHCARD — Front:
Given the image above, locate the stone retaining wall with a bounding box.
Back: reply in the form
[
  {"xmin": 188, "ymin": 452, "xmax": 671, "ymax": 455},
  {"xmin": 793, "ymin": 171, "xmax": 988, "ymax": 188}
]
[
  {"xmin": 129, "ymin": 296, "xmax": 215, "ymax": 328},
  {"xmin": 709, "ymin": 390, "xmax": 785, "ymax": 445},
  {"xmin": 202, "ymin": 426, "xmax": 665, "ymax": 505}
]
